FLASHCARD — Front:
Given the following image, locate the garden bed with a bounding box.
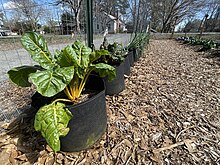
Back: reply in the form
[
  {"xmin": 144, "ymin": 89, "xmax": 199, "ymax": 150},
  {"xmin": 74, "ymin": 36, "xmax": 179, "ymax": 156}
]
[{"xmin": 0, "ymin": 39, "xmax": 219, "ymax": 164}]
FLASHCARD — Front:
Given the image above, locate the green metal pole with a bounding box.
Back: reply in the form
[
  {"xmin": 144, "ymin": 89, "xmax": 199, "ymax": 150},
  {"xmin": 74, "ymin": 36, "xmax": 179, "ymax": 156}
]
[{"xmin": 86, "ymin": 0, "xmax": 93, "ymax": 48}]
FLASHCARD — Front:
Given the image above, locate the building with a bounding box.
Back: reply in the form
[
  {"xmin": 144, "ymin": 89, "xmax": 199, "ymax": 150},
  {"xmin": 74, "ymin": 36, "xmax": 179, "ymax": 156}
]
[{"xmin": 93, "ymin": 12, "xmax": 127, "ymax": 34}]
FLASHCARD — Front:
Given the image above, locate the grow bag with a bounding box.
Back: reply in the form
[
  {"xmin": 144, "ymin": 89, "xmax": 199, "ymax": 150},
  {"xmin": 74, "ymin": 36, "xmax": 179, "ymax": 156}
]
[
  {"xmin": 128, "ymin": 50, "xmax": 134, "ymax": 67},
  {"xmin": 104, "ymin": 61, "xmax": 125, "ymax": 95},
  {"xmin": 138, "ymin": 48, "xmax": 142, "ymax": 58},
  {"xmin": 31, "ymin": 75, "xmax": 107, "ymax": 152},
  {"xmin": 133, "ymin": 48, "xmax": 138, "ymax": 62},
  {"xmin": 134, "ymin": 48, "xmax": 143, "ymax": 62},
  {"xmin": 124, "ymin": 55, "xmax": 130, "ymax": 77}
]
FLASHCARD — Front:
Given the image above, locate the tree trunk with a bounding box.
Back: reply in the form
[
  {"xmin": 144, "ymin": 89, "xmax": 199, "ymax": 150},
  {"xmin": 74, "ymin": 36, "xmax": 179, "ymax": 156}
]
[
  {"xmin": 75, "ymin": 12, "xmax": 81, "ymax": 33},
  {"xmin": 132, "ymin": 0, "xmax": 137, "ymax": 33}
]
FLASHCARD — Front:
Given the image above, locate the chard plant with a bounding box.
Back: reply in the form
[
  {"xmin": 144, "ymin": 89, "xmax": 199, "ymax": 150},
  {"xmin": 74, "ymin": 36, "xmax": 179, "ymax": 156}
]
[
  {"xmin": 202, "ymin": 40, "xmax": 216, "ymax": 50},
  {"xmin": 106, "ymin": 42, "xmax": 127, "ymax": 65},
  {"xmin": 180, "ymin": 36, "xmax": 217, "ymax": 51},
  {"xmin": 100, "ymin": 38, "xmax": 127, "ymax": 65},
  {"xmin": 189, "ymin": 38, "xmax": 202, "ymax": 45},
  {"xmin": 8, "ymin": 32, "xmax": 116, "ymax": 152},
  {"xmin": 127, "ymin": 33, "xmax": 149, "ymax": 51}
]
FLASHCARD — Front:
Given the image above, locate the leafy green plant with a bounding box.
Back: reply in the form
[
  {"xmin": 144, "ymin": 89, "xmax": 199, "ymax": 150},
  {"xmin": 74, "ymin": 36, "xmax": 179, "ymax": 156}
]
[
  {"xmin": 189, "ymin": 38, "xmax": 203, "ymax": 45},
  {"xmin": 202, "ymin": 40, "xmax": 216, "ymax": 50},
  {"xmin": 8, "ymin": 32, "xmax": 116, "ymax": 152},
  {"xmin": 107, "ymin": 42, "xmax": 127, "ymax": 64},
  {"xmin": 127, "ymin": 33, "xmax": 149, "ymax": 51},
  {"xmin": 100, "ymin": 38, "xmax": 127, "ymax": 65},
  {"xmin": 180, "ymin": 36, "xmax": 217, "ymax": 50}
]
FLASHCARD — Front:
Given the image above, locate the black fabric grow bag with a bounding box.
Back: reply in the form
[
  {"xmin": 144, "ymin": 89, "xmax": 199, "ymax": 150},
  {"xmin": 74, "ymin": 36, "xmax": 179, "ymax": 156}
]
[
  {"xmin": 104, "ymin": 61, "xmax": 125, "ymax": 95},
  {"xmin": 128, "ymin": 50, "xmax": 134, "ymax": 67},
  {"xmin": 133, "ymin": 48, "xmax": 138, "ymax": 62},
  {"xmin": 133, "ymin": 48, "xmax": 143, "ymax": 62},
  {"xmin": 31, "ymin": 75, "xmax": 107, "ymax": 152},
  {"xmin": 124, "ymin": 55, "xmax": 130, "ymax": 77},
  {"xmin": 137, "ymin": 48, "xmax": 142, "ymax": 58}
]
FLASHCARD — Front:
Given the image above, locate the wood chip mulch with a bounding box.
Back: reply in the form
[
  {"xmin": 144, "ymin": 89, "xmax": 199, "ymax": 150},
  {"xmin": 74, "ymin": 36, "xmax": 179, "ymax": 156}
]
[{"xmin": 0, "ymin": 39, "xmax": 220, "ymax": 164}]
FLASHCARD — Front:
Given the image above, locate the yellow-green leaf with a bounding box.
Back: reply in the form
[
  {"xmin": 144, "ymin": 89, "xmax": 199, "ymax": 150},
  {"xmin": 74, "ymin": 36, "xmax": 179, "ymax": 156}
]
[
  {"xmin": 34, "ymin": 102, "xmax": 72, "ymax": 152},
  {"xmin": 29, "ymin": 66, "xmax": 74, "ymax": 97},
  {"xmin": 21, "ymin": 32, "xmax": 54, "ymax": 69}
]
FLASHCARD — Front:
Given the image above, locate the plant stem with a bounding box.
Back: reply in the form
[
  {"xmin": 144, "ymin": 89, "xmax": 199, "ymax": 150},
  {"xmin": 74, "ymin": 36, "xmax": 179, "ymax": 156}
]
[
  {"xmin": 69, "ymin": 80, "xmax": 75, "ymax": 99},
  {"xmin": 65, "ymin": 87, "xmax": 74, "ymax": 101},
  {"xmin": 78, "ymin": 70, "xmax": 92, "ymax": 96},
  {"xmin": 53, "ymin": 98, "xmax": 73, "ymax": 104}
]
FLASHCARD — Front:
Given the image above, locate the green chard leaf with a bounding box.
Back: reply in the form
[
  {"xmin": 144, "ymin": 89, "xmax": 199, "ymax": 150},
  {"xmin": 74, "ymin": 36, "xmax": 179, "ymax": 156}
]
[
  {"xmin": 55, "ymin": 46, "xmax": 77, "ymax": 67},
  {"xmin": 90, "ymin": 49, "xmax": 109, "ymax": 63},
  {"xmin": 34, "ymin": 102, "xmax": 72, "ymax": 152},
  {"xmin": 72, "ymin": 40, "xmax": 92, "ymax": 68},
  {"xmin": 7, "ymin": 65, "xmax": 40, "ymax": 87},
  {"xmin": 29, "ymin": 66, "xmax": 74, "ymax": 97},
  {"xmin": 21, "ymin": 32, "xmax": 54, "ymax": 70},
  {"xmin": 90, "ymin": 63, "xmax": 116, "ymax": 81}
]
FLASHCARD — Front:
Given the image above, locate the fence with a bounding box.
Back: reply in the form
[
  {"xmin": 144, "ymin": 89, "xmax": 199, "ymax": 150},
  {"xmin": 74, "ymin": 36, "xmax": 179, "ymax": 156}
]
[{"xmin": 0, "ymin": 1, "xmax": 131, "ymax": 124}]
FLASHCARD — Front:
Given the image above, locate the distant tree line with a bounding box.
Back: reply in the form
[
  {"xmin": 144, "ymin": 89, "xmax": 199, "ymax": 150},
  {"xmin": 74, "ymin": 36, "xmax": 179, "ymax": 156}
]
[{"xmin": 0, "ymin": 0, "xmax": 219, "ymax": 34}]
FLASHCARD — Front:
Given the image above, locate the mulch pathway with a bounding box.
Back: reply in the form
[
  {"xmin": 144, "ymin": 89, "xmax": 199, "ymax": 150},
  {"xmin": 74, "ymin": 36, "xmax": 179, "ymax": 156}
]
[{"xmin": 0, "ymin": 39, "xmax": 219, "ymax": 164}]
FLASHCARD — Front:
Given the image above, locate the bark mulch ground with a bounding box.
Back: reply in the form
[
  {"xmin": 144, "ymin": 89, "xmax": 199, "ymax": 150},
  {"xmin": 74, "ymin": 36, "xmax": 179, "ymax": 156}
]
[{"xmin": 0, "ymin": 39, "xmax": 219, "ymax": 164}]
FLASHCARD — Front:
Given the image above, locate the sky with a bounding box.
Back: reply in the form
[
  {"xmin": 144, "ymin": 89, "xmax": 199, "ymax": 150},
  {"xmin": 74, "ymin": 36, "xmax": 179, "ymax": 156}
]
[
  {"xmin": 1, "ymin": 0, "xmax": 56, "ymax": 10},
  {"xmin": 1, "ymin": 0, "xmax": 216, "ymax": 30},
  {"xmin": 0, "ymin": 0, "xmax": 62, "ymax": 25}
]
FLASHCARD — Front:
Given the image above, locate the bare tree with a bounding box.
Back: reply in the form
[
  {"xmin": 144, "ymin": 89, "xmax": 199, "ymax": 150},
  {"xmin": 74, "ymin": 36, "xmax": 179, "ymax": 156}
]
[
  {"xmin": 8, "ymin": 0, "xmax": 45, "ymax": 31},
  {"xmin": 203, "ymin": 0, "xmax": 220, "ymax": 31},
  {"xmin": 93, "ymin": 0, "xmax": 114, "ymax": 32},
  {"xmin": 128, "ymin": 0, "xmax": 138, "ymax": 32},
  {"xmin": 0, "ymin": 11, "xmax": 3, "ymax": 26},
  {"xmin": 136, "ymin": 0, "xmax": 151, "ymax": 32},
  {"xmin": 127, "ymin": 0, "xmax": 151, "ymax": 33},
  {"xmin": 150, "ymin": 0, "xmax": 206, "ymax": 33},
  {"xmin": 55, "ymin": 0, "xmax": 84, "ymax": 33}
]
